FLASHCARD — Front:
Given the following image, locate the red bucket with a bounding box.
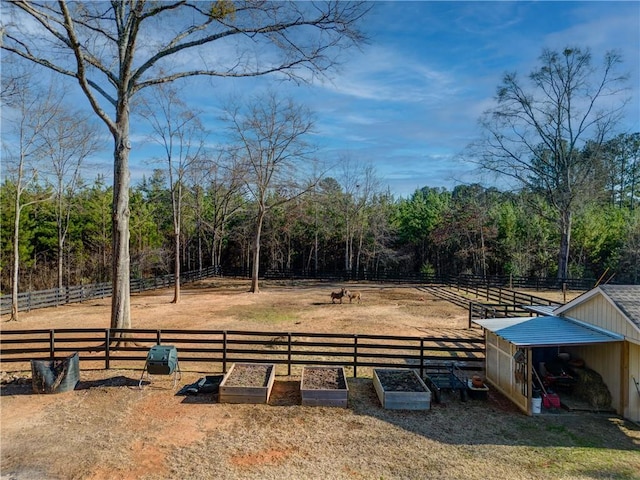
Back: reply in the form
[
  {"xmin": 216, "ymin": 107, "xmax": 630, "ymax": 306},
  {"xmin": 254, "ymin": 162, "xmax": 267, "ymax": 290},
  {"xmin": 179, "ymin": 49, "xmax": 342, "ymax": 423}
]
[{"xmin": 543, "ymin": 393, "xmax": 560, "ymax": 409}]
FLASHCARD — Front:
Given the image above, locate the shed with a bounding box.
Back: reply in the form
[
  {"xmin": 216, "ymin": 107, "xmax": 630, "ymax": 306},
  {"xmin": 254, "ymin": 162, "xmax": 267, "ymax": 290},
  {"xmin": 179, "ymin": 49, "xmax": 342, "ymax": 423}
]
[
  {"xmin": 475, "ymin": 285, "xmax": 640, "ymax": 421},
  {"xmin": 475, "ymin": 315, "xmax": 623, "ymax": 415},
  {"xmin": 554, "ymin": 285, "xmax": 640, "ymax": 422}
]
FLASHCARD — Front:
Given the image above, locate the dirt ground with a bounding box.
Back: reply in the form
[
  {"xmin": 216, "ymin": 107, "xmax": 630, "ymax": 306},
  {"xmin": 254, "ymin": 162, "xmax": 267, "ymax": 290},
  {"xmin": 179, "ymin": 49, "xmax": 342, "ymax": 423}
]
[
  {"xmin": 0, "ymin": 279, "xmax": 474, "ymax": 336},
  {"xmin": 1, "ymin": 280, "xmax": 638, "ymax": 480}
]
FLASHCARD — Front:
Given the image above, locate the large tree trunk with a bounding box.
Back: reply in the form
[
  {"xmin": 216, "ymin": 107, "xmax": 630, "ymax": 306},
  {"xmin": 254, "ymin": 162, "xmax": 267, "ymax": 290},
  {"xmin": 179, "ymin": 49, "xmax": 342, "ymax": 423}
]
[{"xmin": 110, "ymin": 125, "xmax": 131, "ymax": 330}]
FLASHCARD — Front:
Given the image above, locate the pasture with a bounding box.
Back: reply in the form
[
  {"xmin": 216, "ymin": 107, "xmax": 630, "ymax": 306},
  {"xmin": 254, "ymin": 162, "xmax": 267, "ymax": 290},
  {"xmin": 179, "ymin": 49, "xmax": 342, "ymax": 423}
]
[{"xmin": 1, "ymin": 280, "xmax": 638, "ymax": 480}]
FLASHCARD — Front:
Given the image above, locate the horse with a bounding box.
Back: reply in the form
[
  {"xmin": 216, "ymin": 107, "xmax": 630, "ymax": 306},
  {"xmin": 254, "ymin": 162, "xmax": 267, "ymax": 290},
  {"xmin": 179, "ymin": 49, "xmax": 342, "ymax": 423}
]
[
  {"xmin": 330, "ymin": 288, "xmax": 346, "ymax": 304},
  {"xmin": 346, "ymin": 290, "xmax": 361, "ymax": 304}
]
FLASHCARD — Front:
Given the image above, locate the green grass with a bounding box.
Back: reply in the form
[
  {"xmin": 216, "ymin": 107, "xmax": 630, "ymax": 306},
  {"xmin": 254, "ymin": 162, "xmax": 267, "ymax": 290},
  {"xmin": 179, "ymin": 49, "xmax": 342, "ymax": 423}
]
[{"xmin": 230, "ymin": 305, "xmax": 300, "ymax": 324}]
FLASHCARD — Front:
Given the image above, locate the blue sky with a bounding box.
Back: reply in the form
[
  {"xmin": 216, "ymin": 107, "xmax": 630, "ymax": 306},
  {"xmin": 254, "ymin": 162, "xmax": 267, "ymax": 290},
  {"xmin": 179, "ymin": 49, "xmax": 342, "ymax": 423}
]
[{"xmin": 123, "ymin": 1, "xmax": 639, "ymax": 198}]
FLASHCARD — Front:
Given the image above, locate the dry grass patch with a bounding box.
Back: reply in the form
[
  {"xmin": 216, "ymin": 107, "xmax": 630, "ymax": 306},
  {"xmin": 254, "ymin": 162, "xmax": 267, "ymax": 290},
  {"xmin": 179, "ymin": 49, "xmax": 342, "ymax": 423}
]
[
  {"xmin": 2, "ymin": 371, "xmax": 638, "ymax": 480},
  {"xmin": 2, "ymin": 280, "xmax": 637, "ymax": 480}
]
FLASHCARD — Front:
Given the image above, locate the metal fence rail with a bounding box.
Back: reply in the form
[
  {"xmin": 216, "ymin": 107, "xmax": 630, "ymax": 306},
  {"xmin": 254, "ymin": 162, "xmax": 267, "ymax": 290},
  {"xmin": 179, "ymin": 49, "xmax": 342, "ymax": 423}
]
[{"xmin": 0, "ymin": 328, "xmax": 485, "ymax": 378}]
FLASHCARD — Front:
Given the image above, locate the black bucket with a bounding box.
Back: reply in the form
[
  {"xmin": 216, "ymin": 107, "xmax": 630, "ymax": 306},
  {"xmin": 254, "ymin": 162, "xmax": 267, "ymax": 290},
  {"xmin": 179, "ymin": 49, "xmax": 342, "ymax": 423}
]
[{"xmin": 31, "ymin": 352, "xmax": 80, "ymax": 394}]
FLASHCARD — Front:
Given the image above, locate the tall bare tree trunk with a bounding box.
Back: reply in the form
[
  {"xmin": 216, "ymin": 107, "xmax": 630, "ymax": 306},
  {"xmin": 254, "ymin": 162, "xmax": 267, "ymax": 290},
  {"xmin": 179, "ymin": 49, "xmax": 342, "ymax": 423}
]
[
  {"xmin": 171, "ymin": 182, "xmax": 181, "ymax": 304},
  {"xmin": 251, "ymin": 209, "xmax": 266, "ymax": 293},
  {"xmin": 558, "ymin": 211, "xmax": 572, "ymax": 281},
  {"xmin": 173, "ymin": 231, "xmax": 181, "ymax": 303},
  {"xmin": 111, "ymin": 125, "xmax": 131, "ymax": 330},
  {"xmin": 58, "ymin": 234, "xmax": 64, "ymax": 292},
  {"xmin": 11, "ymin": 195, "xmax": 21, "ymax": 322}
]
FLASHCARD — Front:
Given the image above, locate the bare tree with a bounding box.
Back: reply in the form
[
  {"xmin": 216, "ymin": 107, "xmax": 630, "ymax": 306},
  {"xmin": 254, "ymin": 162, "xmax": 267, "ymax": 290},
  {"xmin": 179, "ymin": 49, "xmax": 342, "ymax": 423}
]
[
  {"xmin": 2, "ymin": 1, "xmax": 369, "ymax": 328},
  {"xmin": 1, "ymin": 72, "xmax": 59, "ymax": 321},
  {"xmin": 351, "ymin": 163, "xmax": 382, "ymax": 276},
  {"xmin": 139, "ymin": 85, "xmax": 206, "ymax": 303},
  {"xmin": 337, "ymin": 157, "xmax": 377, "ymax": 275},
  {"xmin": 42, "ymin": 108, "xmax": 102, "ymax": 291},
  {"xmin": 187, "ymin": 151, "xmax": 246, "ymax": 271},
  {"xmin": 471, "ymin": 47, "xmax": 628, "ymax": 280},
  {"xmin": 223, "ymin": 91, "xmax": 316, "ymax": 293}
]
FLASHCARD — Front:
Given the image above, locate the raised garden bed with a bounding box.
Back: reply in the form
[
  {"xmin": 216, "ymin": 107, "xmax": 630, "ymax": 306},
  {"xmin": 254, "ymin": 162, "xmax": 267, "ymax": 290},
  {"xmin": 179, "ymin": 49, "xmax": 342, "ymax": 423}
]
[
  {"xmin": 218, "ymin": 363, "xmax": 275, "ymax": 404},
  {"xmin": 300, "ymin": 366, "xmax": 348, "ymax": 407},
  {"xmin": 373, "ymin": 368, "xmax": 431, "ymax": 410}
]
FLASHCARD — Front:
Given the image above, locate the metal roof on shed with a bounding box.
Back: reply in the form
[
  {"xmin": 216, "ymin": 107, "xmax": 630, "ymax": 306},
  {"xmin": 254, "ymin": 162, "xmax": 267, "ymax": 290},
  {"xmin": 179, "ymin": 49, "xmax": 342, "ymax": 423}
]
[
  {"xmin": 522, "ymin": 304, "xmax": 557, "ymax": 316},
  {"xmin": 473, "ymin": 316, "xmax": 623, "ymax": 347}
]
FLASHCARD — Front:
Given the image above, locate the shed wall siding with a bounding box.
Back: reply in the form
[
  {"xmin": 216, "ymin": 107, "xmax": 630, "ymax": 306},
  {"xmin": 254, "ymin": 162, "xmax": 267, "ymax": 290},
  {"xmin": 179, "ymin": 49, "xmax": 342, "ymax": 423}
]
[
  {"xmin": 565, "ymin": 296, "xmax": 640, "ymax": 343},
  {"xmin": 485, "ymin": 332, "xmax": 528, "ymax": 414},
  {"xmin": 627, "ymin": 342, "xmax": 640, "ymax": 422}
]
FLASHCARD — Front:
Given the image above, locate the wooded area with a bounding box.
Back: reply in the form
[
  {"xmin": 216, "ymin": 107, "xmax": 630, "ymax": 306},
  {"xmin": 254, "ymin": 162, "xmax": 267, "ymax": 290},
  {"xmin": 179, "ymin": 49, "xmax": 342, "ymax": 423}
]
[
  {"xmin": 1, "ymin": 3, "xmax": 638, "ymax": 326},
  {"xmin": 1, "ymin": 137, "xmax": 638, "ymax": 296}
]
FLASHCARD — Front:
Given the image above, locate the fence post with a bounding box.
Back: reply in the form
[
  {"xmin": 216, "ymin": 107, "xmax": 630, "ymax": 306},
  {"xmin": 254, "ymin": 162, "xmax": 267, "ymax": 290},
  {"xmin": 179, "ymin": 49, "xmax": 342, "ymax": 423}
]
[
  {"xmin": 105, "ymin": 329, "xmax": 110, "ymax": 369},
  {"xmin": 287, "ymin": 333, "xmax": 292, "ymax": 376},
  {"xmin": 222, "ymin": 331, "xmax": 227, "ymax": 373},
  {"xmin": 420, "ymin": 338, "xmax": 425, "ymax": 378},
  {"xmin": 468, "ymin": 303, "xmax": 473, "ymax": 329},
  {"xmin": 353, "ymin": 335, "xmax": 358, "ymax": 378},
  {"xmin": 49, "ymin": 330, "xmax": 55, "ymax": 358},
  {"xmin": 156, "ymin": 330, "xmax": 161, "ymax": 345}
]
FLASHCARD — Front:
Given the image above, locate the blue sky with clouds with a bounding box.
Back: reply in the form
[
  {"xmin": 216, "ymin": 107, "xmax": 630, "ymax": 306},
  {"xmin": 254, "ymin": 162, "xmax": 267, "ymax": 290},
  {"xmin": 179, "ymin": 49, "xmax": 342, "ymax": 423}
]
[{"xmin": 125, "ymin": 1, "xmax": 639, "ymax": 198}]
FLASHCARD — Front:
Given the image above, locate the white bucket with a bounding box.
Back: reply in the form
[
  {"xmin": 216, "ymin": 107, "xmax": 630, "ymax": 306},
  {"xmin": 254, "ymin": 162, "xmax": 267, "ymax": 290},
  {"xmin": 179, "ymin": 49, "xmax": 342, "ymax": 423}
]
[{"xmin": 531, "ymin": 397, "xmax": 542, "ymax": 414}]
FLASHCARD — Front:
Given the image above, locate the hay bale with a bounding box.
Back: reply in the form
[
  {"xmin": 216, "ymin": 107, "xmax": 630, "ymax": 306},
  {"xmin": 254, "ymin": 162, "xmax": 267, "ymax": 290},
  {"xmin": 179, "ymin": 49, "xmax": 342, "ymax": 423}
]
[{"xmin": 572, "ymin": 366, "xmax": 612, "ymax": 409}]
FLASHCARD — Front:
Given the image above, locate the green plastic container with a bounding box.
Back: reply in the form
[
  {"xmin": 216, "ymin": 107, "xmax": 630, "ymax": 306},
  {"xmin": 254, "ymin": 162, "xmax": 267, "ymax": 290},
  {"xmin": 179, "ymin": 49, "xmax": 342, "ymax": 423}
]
[{"xmin": 146, "ymin": 345, "xmax": 178, "ymax": 375}]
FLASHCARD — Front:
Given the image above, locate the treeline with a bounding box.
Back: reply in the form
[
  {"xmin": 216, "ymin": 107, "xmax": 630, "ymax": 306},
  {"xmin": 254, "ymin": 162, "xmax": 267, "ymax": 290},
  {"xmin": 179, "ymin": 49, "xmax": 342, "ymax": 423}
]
[{"xmin": 2, "ymin": 131, "xmax": 638, "ymax": 292}]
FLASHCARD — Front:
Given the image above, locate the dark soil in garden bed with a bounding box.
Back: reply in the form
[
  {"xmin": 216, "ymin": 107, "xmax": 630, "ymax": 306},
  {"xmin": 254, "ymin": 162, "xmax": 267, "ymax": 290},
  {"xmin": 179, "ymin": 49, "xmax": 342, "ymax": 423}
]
[
  {"xmin": 376, "ymin": 370, "xmax": 426, "ymax": 392},
  {"xmin": 302, "ymin": 367, "xmax": 347, "ymax": 390},
  {"xmin": 223, "ymin": 364, "xmax": 273, "ymax": 387}
]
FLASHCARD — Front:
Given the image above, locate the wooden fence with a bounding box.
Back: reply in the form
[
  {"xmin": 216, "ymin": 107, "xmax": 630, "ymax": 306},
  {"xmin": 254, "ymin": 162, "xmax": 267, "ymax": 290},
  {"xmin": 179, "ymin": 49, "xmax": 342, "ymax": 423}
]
[
  {"xmin": 459, "ymin": 284, "xmax": 564, "ymax": 327},
  {"xmin": 2, "ymin": 267, "xmax": 592, "ymax": 317},
  {"xmin": 455, "ymin": 283, "xmax": 563, "ymax": 307},
  {"xmin": 256, "ymin": 269, "xmax": 597, "ymax": 290},
  {"xmin": 0, "ymin": 328, "xmax": 485, "ymax": 379},
  {"xmin": 0, "ymin": 266, "xmax": 221, "ymax": 315}
]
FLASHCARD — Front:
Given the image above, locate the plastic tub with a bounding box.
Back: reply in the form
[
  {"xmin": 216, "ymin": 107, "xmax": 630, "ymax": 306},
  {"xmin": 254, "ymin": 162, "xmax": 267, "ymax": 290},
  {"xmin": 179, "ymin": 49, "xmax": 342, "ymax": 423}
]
[{"xmin": 532, "ymin": 397, "xmax": 542, "ymax": 414}]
